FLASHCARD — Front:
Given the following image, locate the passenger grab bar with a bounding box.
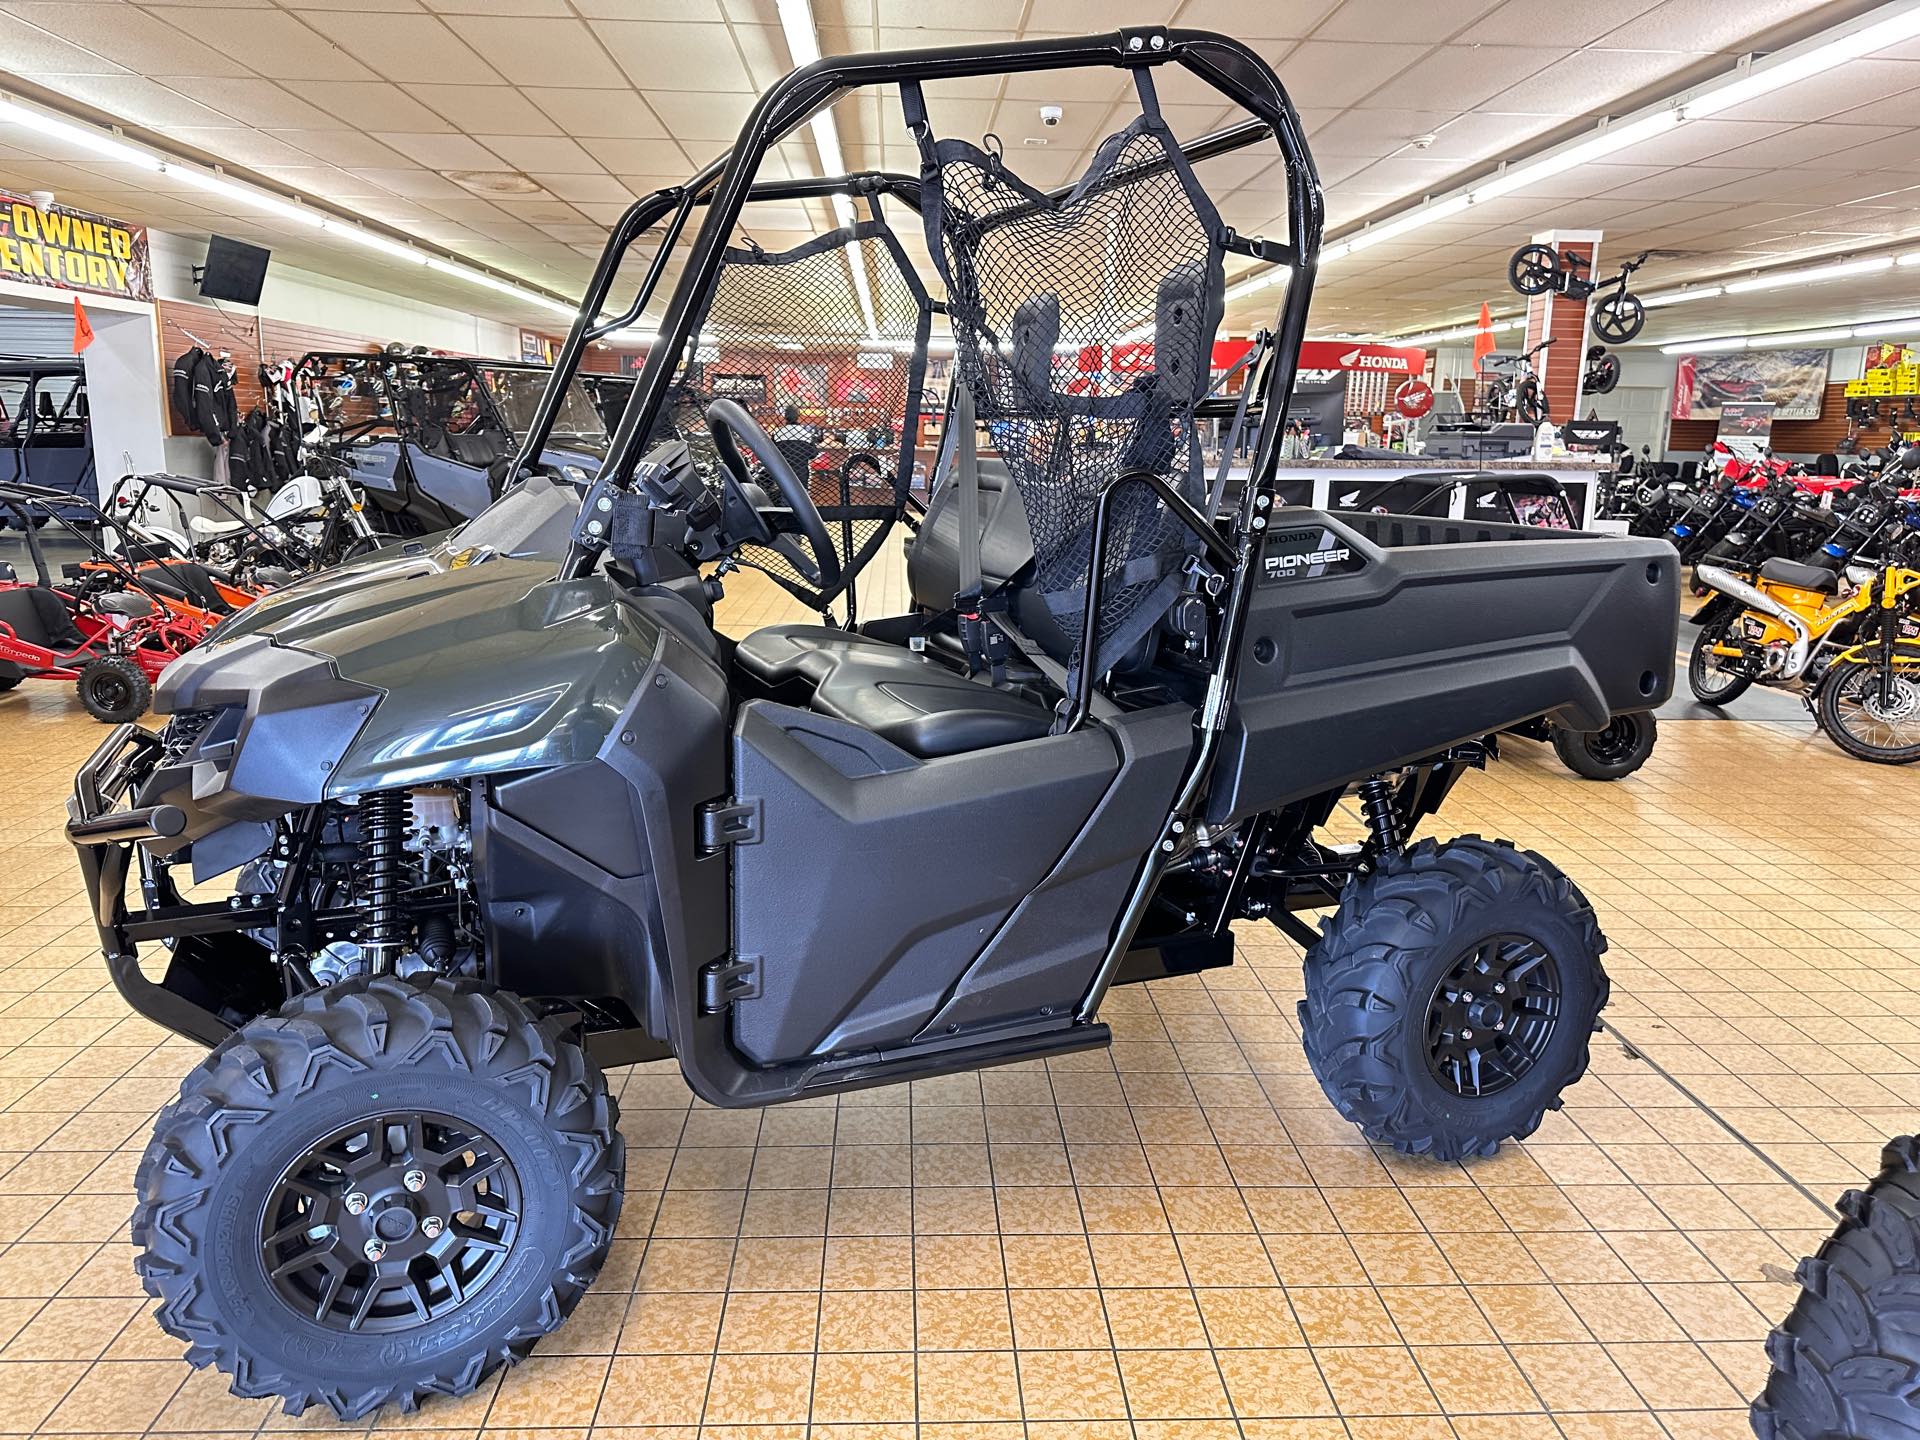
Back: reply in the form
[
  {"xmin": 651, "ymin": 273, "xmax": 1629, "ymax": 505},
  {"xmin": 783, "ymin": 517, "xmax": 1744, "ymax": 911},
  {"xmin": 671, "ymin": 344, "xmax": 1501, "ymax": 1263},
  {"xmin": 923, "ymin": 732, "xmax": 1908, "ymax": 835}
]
[{"xmin": 1061, "ymin": 468, "xmax": 1237, "ymax": 734}]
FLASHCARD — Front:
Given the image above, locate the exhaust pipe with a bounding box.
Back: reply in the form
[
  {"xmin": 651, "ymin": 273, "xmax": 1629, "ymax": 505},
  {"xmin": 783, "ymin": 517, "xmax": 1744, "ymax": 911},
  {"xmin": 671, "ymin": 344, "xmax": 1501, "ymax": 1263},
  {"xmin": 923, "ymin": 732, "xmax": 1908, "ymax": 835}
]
[{"xmin": 1694, "ymin": 563, "xmax": 1811, "ymax": 678}]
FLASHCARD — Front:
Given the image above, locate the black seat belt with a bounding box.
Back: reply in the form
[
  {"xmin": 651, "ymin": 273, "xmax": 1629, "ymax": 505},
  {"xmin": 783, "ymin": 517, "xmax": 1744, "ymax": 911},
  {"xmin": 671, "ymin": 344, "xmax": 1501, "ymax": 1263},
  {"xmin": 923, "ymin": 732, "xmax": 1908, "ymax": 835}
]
[{"xmin": 949, "ymin": 382, "xmax": 1010, "ymax": 679}]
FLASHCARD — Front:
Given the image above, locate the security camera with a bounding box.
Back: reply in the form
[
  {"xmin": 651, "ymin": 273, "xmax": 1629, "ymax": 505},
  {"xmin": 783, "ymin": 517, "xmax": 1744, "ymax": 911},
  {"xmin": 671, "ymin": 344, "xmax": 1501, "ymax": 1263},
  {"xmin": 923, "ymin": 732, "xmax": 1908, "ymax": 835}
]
[{"xmin": 1039, "ymin": 105, "xmax": 1063, "ymax": 128}]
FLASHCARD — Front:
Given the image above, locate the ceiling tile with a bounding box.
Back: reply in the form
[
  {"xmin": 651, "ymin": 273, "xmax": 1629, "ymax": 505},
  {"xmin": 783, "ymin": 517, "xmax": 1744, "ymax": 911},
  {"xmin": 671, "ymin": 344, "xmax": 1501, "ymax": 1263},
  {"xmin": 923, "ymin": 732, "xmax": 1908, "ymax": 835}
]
[
  {"xmin": 296, "ymin": 10, "xmax": 502, "ymax": 83},
  {"xmin": 524, "ymin": 88, "xmax": 668, "ymax": 140},
  {"xmin": 282, "ymin": 79, "xmax": 459, "ymax": 131},
  {"xmin": 164, "ymin": 8, "xmax": 374, "ymax": 80},
  {"xmin": 406, "ymin": 84, "xmax": 562, "ymax": 135},
  {"xmin": 0, "ymin": 1, "xmax": 249, "ymax": 73},
  {"xmin": 456, "ymin": 15, "xmax": 629, "ymax": 86},
  {"xmin": 593, "ymin": 19, "xmax": 752, "ymax": 90},
  {"xmin": 480, "ymin": 134, "xmax": 606, "ymax": 174},
  {"xmin": 371, "ymin": 131, "xmax": 505, "ymax": 169}
]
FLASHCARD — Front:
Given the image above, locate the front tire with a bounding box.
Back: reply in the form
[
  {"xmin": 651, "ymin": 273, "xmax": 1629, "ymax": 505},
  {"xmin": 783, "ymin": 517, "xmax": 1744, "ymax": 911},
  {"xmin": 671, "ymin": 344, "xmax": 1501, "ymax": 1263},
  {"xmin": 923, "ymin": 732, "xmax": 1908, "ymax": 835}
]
[
  {"xmin": 1689, "ymin": 618, "xmax": 1753, "ymax": 706},
  {"xmin": 75, "ymin": 655, "xmax": 151, "ymax": 723},
  {"xmin": 1752, "ymin": 1136, "xmax": 1920, "ymax": 1440},
  {"xmin": 1297, "ymin": 836, "xmax": 1609, "ymax": 1162},
  {"xmin": 132, "ymin": 975, "xmax": 623, "ymax": 1421},
  {"xmin": 1551, "ymin": 712, "xmax": 1656, "ymax": 780},
  {"xmin": 1817, "ymin": 656, "xmax": 1920, "ymax": 764}
]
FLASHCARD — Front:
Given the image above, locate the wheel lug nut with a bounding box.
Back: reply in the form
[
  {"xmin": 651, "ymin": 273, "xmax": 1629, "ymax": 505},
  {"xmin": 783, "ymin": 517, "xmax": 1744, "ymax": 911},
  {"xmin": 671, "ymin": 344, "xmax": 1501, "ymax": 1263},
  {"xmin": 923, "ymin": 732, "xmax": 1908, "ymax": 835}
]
[
  {"xmin": 363, "ymin": 1238, "xmax": 386, "ymax": 1261},
  {"xmin": 1460, "ymin": 991, "xmax": 1474, "ymax": 1002},
  {"xmin": 421, "ymin": 1216, "xmax": 444, "ymax": 1239},
  {"xmin": 1494, "ymin": 983, "xmax": 1506, "ymax": 994},
  {"xmin": 1461, "ymin": 1028, "xmax": 1474, "ymax": 1040},
  {"xmin": 343, "ymin": 1192, "xmax": 369, "ymax": 1215},
  {"xmin": 403, "ymin": 1169, "xmax": 427, "ymax": 1193}
]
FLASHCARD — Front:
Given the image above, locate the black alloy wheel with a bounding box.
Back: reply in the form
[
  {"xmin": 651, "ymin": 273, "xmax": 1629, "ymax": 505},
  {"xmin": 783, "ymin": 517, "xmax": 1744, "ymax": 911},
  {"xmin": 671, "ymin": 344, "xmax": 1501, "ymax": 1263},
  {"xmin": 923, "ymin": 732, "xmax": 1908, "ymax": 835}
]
[
  {"xmin": 1423, "ymin": 934, "xmax": 1564, "ymax": 1098},
  {"xmin": 261, "ymin": 1110, "xmax": 521, "ymax": 1335}
]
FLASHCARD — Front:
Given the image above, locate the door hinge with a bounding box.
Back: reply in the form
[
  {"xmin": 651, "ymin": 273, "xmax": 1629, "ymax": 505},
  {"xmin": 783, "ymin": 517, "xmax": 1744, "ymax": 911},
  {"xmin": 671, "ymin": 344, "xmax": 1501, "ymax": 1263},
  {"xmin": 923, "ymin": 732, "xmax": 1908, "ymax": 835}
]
[
  {"xmin": 699, "ymin": 955, "xmax": 760, "ymax": 1013},
  {"xmin": 697, "ymin": 797, "xmax": 761, "ymax": 852}
]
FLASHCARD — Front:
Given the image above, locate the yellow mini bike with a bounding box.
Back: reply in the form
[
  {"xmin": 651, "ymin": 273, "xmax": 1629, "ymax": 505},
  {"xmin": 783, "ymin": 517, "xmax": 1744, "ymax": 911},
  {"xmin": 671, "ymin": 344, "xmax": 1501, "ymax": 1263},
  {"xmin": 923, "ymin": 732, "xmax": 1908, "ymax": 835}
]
[{"xmin": 1691, "ymin": 545, "xmax": 1920, "ymax": 763}]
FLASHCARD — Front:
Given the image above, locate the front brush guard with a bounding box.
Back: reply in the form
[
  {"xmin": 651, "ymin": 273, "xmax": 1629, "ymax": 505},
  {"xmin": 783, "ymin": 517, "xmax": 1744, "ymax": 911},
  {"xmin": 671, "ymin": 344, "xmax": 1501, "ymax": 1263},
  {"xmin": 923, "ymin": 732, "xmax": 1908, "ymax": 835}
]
[{"xmin": 68, "ymin": 723, "xmax": 265, "ymax": 1046}]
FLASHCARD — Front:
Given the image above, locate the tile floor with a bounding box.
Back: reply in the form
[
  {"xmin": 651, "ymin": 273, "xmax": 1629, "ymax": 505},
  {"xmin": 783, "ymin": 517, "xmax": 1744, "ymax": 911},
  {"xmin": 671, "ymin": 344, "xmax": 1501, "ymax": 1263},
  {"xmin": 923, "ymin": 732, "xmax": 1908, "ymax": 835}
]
[{"xmin": 0, "ymin": 556, "xmax": 1910, "ymax": 1439}]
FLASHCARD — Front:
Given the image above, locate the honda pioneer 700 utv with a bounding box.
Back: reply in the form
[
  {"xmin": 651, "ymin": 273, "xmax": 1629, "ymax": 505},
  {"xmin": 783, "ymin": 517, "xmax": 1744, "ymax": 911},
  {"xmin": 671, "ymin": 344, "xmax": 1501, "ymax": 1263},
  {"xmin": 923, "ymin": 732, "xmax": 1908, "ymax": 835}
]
[{"xmin": 67, "ymin": 28, "xmax": 1676, "ymax": 1420}]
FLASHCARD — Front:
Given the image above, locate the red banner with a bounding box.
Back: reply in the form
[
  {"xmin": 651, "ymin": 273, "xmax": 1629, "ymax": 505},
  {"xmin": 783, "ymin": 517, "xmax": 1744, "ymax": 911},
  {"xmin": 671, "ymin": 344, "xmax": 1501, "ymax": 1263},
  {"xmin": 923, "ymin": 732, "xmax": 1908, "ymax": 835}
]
[{"xmin": 1297, "ymin": 341, "xmax": 1428, "ymax": 375}]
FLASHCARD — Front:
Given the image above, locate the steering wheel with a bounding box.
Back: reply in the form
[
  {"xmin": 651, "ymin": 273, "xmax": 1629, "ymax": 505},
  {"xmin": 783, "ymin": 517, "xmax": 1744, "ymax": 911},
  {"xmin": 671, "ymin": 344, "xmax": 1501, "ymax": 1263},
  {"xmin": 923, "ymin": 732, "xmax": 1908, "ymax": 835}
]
[{"xmin": 705, "ymin": 399, "xmax": 842, "ymax": 595}]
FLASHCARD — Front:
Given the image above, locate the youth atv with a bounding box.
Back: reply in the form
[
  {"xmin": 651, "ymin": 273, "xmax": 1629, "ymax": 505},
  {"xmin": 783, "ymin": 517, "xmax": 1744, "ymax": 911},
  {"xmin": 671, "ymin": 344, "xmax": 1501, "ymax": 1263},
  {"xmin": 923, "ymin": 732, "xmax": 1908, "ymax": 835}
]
[
  {"xmin": 66, "ymin": 29, "xmax": 1676, "ymax": 1421},
  {"xmin": 0, "ymin": 484, "xmax": 209, "ymax": 721}
]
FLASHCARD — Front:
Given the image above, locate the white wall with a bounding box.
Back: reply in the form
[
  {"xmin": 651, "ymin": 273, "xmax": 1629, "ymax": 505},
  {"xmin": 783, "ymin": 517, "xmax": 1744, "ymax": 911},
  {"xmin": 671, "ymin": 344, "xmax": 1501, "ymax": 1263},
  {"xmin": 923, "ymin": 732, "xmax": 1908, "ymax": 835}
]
[{"xmin": 149, "ymin": 232, "xmax": 523, "ymax": 359}]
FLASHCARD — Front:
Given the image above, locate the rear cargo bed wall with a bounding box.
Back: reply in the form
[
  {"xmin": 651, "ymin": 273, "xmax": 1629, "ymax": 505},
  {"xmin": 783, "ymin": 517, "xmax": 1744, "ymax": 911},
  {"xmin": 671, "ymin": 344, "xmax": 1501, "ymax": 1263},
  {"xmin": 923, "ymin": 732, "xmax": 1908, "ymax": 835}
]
[{"xmin": 1205, "ymin": 511, "xmax": 1678, "ymax": 825}]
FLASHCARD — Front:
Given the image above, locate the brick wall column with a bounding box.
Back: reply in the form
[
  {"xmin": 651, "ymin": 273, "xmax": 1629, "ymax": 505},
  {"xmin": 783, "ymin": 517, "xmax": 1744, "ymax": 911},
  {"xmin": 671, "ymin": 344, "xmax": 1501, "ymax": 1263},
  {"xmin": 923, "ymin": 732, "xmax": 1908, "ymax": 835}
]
[{"xmin": 1523, "ymin": 229, "xmax": 1601, "ymax": 424}]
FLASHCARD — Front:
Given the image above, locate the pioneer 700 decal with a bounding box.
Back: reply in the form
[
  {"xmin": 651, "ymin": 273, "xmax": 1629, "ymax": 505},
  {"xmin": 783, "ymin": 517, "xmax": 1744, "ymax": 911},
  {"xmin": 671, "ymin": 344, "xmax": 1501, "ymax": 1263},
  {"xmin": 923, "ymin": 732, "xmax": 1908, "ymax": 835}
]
[{"xmin": 1260, "ymin": 526, "xmax": 1366, "ymax": 583}]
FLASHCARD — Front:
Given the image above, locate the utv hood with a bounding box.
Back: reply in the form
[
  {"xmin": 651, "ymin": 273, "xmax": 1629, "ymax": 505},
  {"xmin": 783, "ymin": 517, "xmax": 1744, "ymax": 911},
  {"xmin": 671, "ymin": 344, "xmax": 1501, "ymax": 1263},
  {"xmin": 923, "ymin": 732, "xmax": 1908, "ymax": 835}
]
[{"xmin": 162, "ymin": 557, "xmax": 660, "ymax": 796}]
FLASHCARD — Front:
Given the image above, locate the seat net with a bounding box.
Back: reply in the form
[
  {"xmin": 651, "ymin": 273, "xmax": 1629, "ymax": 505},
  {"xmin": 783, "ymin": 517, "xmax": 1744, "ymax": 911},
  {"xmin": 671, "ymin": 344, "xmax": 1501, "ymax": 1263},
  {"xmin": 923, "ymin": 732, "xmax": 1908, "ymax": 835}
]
[
  {"xmin": 667, "ymin": 213, "xmax": 933, "ymax": 610},
  {"xmin": 908, "ymin": 70, "xmax": 1227, "ymax": 678}
]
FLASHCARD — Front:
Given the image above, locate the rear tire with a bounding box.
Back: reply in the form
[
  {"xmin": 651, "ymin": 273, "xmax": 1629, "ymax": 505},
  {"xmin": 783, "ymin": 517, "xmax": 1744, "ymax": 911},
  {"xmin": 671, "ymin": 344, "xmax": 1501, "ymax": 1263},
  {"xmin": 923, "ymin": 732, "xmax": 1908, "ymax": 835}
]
[
  {"xmin": 1297, "ymin": 836, "xmax": 1609, "ymax": 1162},
  {"xmin": 1817, "ymin": 656, "xmax": 1920, "ymax": 764},
  {"xmin": 1751, "ymin": 1136, "xmax": 1920, "ymax": 1440},
  {"xmin": 1507, "ymin": 244, "xmax": 1559, "ymax": 296},
  {"xmin": 132, "ymin": 975, "xmax": 623, "ymax": 1421},
  {"xmin": 1551, "ymin": 712, "xmax": 1656, "ymax": 780},
  {"xmin": 1689, "ymin": 618, "xmax": 1753, "ymax": 706},
  {"xmin": 75, "ymin": 656, "xmax": 151, "ymax": 723}
]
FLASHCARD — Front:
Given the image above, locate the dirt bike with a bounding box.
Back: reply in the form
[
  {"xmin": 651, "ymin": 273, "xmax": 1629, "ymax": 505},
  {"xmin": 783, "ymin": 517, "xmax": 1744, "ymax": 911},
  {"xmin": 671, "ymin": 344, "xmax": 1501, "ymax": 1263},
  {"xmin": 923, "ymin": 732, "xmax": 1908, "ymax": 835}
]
[
  {"xmin": 1508, "ymin": 247, "xmax": 1649, "ymax": 343},
  {"xmin": 1691, "ymin": 505, "xmax": 1920, "ymax": 762},
  {"xmin": 62, "ymin": 28, "xmax": 1677, "ymax": 1422}
]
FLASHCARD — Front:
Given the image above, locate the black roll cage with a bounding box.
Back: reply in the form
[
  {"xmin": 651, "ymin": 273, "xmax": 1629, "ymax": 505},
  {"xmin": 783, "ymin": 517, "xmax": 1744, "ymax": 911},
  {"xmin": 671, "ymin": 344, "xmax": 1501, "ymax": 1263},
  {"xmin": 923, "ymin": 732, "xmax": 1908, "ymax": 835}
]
[
  {"xmin": 518, "ymin": 26, "xmax": 1322, "ymax": 519},
  {"xmin": 514, "ymin": 27, "xmax": 1323, "ymax": 1034}
]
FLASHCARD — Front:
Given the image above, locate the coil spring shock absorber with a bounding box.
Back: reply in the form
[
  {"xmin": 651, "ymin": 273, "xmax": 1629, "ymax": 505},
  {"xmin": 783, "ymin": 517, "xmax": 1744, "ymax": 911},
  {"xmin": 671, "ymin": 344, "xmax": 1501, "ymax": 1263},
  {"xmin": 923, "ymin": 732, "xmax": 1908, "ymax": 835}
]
[
  {"xmin": 358, "ymin": 788, "xmax": 411, "ymax": 973},
  {"xmin": 1357, "ymin": 776, "xmax": 1403, "ymax": 858}
]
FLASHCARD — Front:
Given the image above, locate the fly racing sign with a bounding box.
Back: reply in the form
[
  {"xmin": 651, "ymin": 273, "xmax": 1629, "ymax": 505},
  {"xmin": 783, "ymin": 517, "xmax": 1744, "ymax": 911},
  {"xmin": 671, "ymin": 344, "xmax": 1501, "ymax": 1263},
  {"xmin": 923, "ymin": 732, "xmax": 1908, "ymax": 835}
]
[{"xmin": 0, "ymin": 193, "xmax": 153, "ymax": 302}]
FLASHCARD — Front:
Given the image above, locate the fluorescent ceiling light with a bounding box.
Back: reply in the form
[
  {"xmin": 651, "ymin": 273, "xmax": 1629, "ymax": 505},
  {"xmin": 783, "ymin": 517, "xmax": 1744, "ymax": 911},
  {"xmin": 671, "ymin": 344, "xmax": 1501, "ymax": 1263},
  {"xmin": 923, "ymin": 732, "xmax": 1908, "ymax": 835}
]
[
  {"xmin": 1763, "ymin": 327, "xmax": 1855, "ymax": 346},
  {"xmin": 1684, "ymin": 2, "xmax": 1920, "ymax": 120},
  {"xmin": 1724, "ymin": 255, "xmax": 1894, "ymax": 293},
  {"xmin": 1640, "ymin": 285, "xmax": 1723, "ymax": 308},
  {"xmin": 1251, "ymin": 3, "xmax": 1920, "ymax": 317},
  {"xmin": 772, "ymin": 0, "xmax": 879, "ymax": 340},
  {"xmin": 1468, "ymin": 110, "xmax": 1681, "ymax": 204},
  {"xmin": 0, "ymin": 90, "xmax": 577, "ymax": 323},
  {"xmin": 1661, "ymin": 336, "xmax": 1752, "ymax": 354}
]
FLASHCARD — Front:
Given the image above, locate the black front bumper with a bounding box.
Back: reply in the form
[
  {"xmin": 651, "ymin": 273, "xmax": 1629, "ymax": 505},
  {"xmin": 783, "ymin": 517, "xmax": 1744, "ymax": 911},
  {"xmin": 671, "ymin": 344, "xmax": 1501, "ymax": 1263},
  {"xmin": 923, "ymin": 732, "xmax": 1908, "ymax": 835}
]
[{"xmin": 68, "ymin": 723, "xmax": 236, "ymax": 1047}]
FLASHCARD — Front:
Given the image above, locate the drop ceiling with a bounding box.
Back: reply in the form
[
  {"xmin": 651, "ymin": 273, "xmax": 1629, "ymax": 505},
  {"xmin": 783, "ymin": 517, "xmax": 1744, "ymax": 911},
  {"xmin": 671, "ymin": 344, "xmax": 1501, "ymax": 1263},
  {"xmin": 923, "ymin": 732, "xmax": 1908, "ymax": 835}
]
[{"xmin": 1, "ymin": 0, "xmax": 1917, "ymax": 348}]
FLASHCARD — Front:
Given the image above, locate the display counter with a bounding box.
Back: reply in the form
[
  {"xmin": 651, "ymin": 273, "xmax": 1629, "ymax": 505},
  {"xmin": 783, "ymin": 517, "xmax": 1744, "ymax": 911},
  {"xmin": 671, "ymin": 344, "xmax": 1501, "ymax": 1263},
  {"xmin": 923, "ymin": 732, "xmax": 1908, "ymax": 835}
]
[{"xmin": 1259, "ymin": 456, "xmax": 1611, "ymax": 528}]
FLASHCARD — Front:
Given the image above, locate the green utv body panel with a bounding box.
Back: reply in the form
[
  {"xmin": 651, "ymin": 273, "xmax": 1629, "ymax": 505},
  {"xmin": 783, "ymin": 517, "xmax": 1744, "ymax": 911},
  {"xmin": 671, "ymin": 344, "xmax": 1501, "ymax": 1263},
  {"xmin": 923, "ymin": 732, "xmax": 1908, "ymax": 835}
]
[{"xmin": 218, "ymin": 556, "xmax": 659, "ymax": 795}]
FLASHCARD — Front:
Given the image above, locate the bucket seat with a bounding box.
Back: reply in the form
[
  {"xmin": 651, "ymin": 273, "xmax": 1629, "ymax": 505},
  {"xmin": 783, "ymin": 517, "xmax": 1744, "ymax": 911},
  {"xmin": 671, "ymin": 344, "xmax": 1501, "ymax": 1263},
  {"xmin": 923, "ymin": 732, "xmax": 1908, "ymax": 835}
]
[{"xmin": 734, "ymin": 455, "xmax": 1058, "ymax": 758}]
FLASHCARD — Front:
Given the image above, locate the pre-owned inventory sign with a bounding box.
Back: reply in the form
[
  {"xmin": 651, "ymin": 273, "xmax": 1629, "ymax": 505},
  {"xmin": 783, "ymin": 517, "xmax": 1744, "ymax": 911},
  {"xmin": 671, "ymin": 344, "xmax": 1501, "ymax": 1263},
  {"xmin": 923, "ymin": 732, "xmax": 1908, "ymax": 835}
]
[{"xmin": 0, "ymin": 193, "xmax": 152, "ymax": 301}]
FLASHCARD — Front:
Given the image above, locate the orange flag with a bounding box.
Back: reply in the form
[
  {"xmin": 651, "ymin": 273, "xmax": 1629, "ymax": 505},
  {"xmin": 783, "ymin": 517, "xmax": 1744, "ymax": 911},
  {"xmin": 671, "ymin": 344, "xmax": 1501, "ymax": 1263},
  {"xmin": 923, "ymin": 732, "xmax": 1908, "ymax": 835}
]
[
  {"xmin": 71, "ymin": 297, "xmax": 94, "ymax": 353},
  {"xmin": 1472, "ymin": 301, "xmax": 1495, "ymax": 373}
]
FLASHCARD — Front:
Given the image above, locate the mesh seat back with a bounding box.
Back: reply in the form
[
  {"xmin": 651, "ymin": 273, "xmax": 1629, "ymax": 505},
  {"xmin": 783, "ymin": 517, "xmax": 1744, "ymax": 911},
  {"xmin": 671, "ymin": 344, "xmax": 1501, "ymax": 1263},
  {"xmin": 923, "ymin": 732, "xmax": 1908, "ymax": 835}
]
[{"xmin": 908, "ymin": 70, "xmax": 1227, "ymax": 676}]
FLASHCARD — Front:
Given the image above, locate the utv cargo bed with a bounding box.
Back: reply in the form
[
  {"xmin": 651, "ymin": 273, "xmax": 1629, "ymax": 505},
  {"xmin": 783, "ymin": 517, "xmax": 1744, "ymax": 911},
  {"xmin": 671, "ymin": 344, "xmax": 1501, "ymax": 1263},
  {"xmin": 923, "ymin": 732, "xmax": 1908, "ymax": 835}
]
[{"xmin": 1208, "ymin": 508, "xmax": 1676, "ymax": 824}]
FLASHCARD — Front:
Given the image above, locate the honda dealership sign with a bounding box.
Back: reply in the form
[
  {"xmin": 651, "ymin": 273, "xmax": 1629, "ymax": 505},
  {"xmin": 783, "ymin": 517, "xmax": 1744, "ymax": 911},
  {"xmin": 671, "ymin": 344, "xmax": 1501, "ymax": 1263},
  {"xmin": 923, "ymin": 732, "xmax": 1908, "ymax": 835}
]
[{"xmin": 1297, "ymin": 341, "xmax": 1428, "ymax": 375}]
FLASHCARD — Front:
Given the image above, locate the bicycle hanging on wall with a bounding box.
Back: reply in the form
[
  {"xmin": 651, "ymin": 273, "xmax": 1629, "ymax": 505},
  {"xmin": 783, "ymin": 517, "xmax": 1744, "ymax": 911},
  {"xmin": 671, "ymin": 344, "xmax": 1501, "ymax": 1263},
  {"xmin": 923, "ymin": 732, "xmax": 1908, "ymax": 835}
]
[{"xmin": 1508, "ymin": 246, "xmax": 1650, "ymax": 344}]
